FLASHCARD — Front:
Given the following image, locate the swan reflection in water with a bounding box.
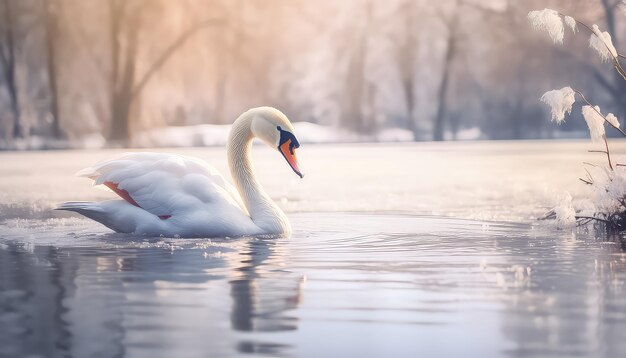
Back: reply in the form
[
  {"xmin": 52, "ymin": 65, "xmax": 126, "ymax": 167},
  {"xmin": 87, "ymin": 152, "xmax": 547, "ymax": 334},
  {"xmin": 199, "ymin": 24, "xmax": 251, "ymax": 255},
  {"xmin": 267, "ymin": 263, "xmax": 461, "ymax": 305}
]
[
  {"xmin": 0, "ymin": 234, "xmax": 303, "ymax": 358},
  {"xmin": 229, "ymin": 237, "xmax": 302, "ymax": 333}
]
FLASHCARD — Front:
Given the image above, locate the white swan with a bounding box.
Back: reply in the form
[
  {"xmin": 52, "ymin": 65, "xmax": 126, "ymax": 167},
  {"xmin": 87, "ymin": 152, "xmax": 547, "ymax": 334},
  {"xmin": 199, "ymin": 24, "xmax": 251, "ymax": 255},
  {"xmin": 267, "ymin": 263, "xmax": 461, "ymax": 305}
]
[{"xmin": 56, "ymin": 107, "xmax": 303, "ymax": 238}]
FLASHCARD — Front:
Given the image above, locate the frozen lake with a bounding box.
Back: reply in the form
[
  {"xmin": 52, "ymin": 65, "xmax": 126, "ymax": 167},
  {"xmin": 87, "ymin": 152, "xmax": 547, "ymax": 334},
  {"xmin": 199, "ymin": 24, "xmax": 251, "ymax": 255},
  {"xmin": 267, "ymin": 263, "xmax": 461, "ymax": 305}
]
[{"xmin": 1, "ymin": 141, "xmax": 626, "ymax": 357}]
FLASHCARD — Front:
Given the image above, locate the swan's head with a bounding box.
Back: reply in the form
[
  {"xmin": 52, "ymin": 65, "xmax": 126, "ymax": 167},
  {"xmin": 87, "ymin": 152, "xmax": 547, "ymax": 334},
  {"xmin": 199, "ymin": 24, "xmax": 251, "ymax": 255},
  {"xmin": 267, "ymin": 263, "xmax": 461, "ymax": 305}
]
[{"xmin": 250, "ymin": 107, "xmax": 303, "ymax": 178}]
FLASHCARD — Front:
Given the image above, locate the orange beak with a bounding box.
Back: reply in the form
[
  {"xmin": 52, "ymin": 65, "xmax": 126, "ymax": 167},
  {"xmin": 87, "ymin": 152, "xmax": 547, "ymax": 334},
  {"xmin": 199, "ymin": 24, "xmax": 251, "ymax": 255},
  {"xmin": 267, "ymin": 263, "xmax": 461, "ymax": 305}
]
[{"xmin": 279, "ymin": 139, "xmax": 303, "ymax": 178}]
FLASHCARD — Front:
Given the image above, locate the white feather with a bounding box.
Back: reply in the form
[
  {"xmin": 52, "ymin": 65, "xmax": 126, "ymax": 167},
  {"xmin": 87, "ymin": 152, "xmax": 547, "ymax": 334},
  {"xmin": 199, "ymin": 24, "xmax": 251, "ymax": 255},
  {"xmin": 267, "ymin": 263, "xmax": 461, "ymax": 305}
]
[
  {"xmin": 540, "ymin": 87, "xmax": 576, "ymax": 124},
  {"xmin": 582, "ymin": 105, "xmax": 606, "ymax": 142},
  {"xmin": 589, "ymin": 24, "xmax": 618, "ymax": 62},
  {"xmin": 606, "ymin": 113, "xmax": 620, "ymax": 128},
  {"xmin": 564, "ymin": 16, "xmax": 577, "ymax": 33},
  {"xmin": 528, "ymin": 9, "xmax": 564, "ymax": 44}
]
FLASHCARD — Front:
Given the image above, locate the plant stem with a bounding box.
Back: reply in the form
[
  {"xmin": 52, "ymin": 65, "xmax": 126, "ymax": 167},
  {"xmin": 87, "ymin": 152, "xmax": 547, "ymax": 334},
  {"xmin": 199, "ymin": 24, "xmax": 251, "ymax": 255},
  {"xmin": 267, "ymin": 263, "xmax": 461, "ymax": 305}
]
[
  {"xmin": 614, "ymin": 62, "xmax": 626, "ymax": 81},
  {"xmin": 560, "ymin": 13, "xmax": 626, "ymax": 81},
  {"xmin": 573, "ymin": 89, "xmax": 626, "ymax": 136},
  {"xmin": 603, "ymin": 134, "xmax": 613, "ymax": 170},
  {"xmin": 573, "ymin": 89, "xmax": 616, "ymax": 170},
  {"xmin": 575, "ymin": 215, "xmax": 613, "ymax": 224}
]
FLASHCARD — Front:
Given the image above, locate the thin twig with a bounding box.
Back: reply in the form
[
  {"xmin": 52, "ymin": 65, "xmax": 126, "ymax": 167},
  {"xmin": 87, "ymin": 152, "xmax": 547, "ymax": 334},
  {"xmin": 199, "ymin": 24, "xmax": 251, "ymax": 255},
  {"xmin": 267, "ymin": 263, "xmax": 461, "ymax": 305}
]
[
  {"xmin": 573, "ymin": 89, "xmax": 626, "ymax": 136},
  {"xmin": 558, "ymin": 13, "xmax": 626, "ymax": 81},
  {"xmin": 603, "ymin": 134, "xmax": 613, "ymax": 170},
  {"xmin": 575, "ymin": 215, "xmax": 612, "ymax": 224},
  {"xmin": 584, "ymin": 167, "xmax": 594, "ymax": 183}
]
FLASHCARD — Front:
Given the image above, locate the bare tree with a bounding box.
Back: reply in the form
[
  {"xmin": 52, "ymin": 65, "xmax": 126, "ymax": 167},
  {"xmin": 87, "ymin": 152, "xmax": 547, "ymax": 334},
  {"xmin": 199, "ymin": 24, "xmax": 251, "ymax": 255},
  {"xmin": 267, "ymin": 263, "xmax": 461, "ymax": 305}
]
[
  {"xmin": 397, "ymin": 0, "xmax": 418, "ymax": 137},
  {"xmin": 43, "ymin": 0, "xmax": 61, "ymax": 138},
  {"xmin": 0, "ymin": 0, "xmax": 21, "ymax": 138},
  {"xmin": 433, "ymin": 3, "xmax": 460, "ymax": 141},
  {"xmin": 432, "ymin": 0, "xmax": 524, "ymax": 141},
  {"xmin": 106, "ymin": 0, "xmax": 222, "ymax": 144},
  {"xmin": 212, "ymin": 0, "xmax": 241, "ymax": 123},
  {"xmin": 342, "ymin": 0, "xmax": 375, "ymax": 134},
  {"xmin": 107, "ymin": 0, "xmax": 140, "ymax": 143}
]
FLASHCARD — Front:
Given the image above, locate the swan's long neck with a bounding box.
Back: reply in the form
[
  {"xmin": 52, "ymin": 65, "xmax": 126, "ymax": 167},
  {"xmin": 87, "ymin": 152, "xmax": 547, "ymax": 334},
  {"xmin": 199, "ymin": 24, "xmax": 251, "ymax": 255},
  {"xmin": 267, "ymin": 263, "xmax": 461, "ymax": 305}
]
[{"xmin": 227, "ymin": 112, "xmax": 290, "ymax": 234}]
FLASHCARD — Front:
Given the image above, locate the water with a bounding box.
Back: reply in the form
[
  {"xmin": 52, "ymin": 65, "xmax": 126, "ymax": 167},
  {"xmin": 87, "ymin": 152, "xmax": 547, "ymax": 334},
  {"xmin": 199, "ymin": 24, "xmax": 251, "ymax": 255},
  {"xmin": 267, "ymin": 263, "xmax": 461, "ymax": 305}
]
[{"xmin": 1, "ymin": 141, "xmax": 626, "ymax": 357}]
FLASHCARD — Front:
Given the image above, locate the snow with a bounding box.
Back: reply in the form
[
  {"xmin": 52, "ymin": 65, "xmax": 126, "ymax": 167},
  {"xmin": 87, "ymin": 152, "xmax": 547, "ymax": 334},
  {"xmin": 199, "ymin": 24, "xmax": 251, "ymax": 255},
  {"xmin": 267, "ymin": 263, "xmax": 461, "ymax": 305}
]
[
  {"xmin": 589, "ymin": 24, "xmax": 618, "ymax": 62},
  {"xmin": 376, "ymin": 128, "xmax": 414, "ymax": 142},
  {"xmin": 528, "ymin": 9, "xmax": 564, "ymax": 44},
  {"xmin": 133, "ymin": 122, "xmax": 418, "ymax": 148},
  {"xmin": 133, "ymin": 124, "xmax": 232, "ymax": 148},
  {"xmin": 564, "ymin": 16, "xmax": 577, "ymax": 33},
  {"xmin": 581, "ymin": 105, "xmax": 606, "ymax": 142},
  {"xmin": 540, "ymin": 87, "xmax": 575, "ymax": 124},
  {"xmin": 597, "ymin": 166, "xmax": 626, "ymax": 214},
  {"xmin": 0, "ymin": 133, "xmax": 105, "ymax": 151},
  {"xmin": 554, "ymin": 192, "xmax": 575, "ymax": 227},
  {"xmin": 444, "ymin": 127, "xmax": 483, "ymax": 141},
  {"xmin": 291, "ymin": 122, "xmax": 363, "ymax": 143},
  {"xmin": 1, "ymin": 122, "xmax": 484, "ymax": 150},
  {"xmin": 551, "ymin": 158, "xmax": 626, "ymax": 231},
  {"xmin": 606, "ymin": 113, "xmax": 620, "ymax": 129},
  {"xmin": 560, "ymin": 165, "xmax": 626, "ymax": 223}
]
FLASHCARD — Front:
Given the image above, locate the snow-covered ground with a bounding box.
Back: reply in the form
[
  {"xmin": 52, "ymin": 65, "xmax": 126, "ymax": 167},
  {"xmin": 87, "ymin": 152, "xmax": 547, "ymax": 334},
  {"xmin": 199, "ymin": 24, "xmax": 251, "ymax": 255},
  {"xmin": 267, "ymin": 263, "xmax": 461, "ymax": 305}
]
[
  {"xmin": 1, "ymin": 122, "xmax": 486, "ymax": 150},
  {"xmin": 133, "ymin": 122, "xmax": 419, "ymax": 147}
]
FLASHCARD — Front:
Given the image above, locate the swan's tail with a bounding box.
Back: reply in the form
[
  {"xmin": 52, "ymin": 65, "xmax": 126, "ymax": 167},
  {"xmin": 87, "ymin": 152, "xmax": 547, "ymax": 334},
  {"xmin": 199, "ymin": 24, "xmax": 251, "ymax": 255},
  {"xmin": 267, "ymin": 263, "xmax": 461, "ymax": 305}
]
[
  {"xmin": 55, "ymin": 201, "xmax": 110, "ymax": 223},
  {"xmin": 55, "ymin": 201, "xmax": 127, "ymax": 233},
  {"xmin": 56, "ymin": 201, "xmax": 103, "ymax": 214}
]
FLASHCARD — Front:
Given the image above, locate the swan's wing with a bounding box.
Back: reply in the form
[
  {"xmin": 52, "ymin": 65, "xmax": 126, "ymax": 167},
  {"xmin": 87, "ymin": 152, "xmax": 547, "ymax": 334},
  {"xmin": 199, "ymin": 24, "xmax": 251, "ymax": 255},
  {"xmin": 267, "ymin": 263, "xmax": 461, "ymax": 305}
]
[{"xmin": 77, "ymin": 152, "xmax": 247, "ymax": 217}]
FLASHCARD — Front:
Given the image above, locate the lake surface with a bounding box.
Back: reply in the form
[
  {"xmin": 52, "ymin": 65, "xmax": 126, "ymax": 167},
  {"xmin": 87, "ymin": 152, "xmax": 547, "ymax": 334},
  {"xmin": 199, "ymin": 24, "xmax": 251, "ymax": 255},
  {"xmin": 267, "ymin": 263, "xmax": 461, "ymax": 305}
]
[{"xmin": 1, "ymin": 141, "xmax": 626, "ymax": 357}]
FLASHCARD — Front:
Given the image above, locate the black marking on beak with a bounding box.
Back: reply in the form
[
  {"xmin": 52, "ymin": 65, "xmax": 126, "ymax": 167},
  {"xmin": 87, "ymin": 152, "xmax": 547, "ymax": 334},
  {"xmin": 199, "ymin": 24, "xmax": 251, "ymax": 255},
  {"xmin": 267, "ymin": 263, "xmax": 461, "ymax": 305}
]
[
  {"xmin": 277, "ymin": 126, "xmax": 303, "ymax": 178},
  {"xmin": 277, "ymin": 126, "xmax": 300, "ymax": 151}
]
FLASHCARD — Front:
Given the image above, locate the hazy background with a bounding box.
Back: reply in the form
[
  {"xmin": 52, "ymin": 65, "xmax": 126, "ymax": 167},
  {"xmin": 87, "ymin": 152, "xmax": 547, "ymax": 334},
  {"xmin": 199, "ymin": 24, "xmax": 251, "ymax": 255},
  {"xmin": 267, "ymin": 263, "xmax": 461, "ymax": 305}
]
[{"xmin": 0, "ymin": 0, "xmax": 623, "ymax": 149}]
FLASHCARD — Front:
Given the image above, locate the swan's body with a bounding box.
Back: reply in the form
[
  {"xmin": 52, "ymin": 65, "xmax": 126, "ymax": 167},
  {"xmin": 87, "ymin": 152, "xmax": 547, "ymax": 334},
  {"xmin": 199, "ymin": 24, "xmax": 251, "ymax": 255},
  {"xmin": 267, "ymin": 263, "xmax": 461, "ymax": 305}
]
[{"xmin": 57, "ymin": 107, "xmax": 303, "ymax": 238}]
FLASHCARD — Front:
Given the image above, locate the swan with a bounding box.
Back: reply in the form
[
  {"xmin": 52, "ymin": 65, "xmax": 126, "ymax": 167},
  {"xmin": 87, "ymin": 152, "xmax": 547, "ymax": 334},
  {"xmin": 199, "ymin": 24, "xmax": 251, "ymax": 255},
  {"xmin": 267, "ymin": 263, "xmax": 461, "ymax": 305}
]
[{"xmin": 56, "ymin": 107, "xmax": 303, "ymax": 238}]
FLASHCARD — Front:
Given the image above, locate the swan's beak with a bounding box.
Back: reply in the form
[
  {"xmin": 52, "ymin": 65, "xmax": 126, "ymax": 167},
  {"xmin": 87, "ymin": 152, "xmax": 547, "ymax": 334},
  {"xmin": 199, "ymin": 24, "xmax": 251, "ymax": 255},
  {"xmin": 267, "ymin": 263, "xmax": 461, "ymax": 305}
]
[{"xmin": 279, "ymin": 139, "xmax": 303, "ymax": 178}]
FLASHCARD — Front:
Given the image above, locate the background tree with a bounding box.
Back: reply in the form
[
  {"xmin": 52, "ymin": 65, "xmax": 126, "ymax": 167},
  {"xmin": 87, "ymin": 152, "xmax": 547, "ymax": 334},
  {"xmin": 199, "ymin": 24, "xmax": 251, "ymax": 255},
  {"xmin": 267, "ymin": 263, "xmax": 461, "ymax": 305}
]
[
  {"xmin": 432, "ymin": 3, "xmax": 460, "ymax": 141},
  {"xmin": 106, "ymin": 0, "xmax": 222, "ymax": 144},
  {"xmin": 0, "ymin": 0, "xmax": 21, "ymax": 138},
  {"xmin": 43, "ymin": 0, "xmax": 61, "ymax": 138},
  {"xmin": 0, "ymin": 0, "xmax": 622, "ymax": 148}
]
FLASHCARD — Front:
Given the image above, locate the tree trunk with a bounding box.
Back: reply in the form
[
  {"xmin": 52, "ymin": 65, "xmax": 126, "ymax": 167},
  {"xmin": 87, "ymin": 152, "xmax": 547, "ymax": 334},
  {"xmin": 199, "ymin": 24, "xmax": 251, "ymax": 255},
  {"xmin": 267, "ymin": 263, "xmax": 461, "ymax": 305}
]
[
  {"xmin": 344, "ymin": 0, "xmax": 372, "ymax": 134},
  {"xmin": 7, "ymin": 66, "xmax": 19, "ymax": 138},
  {"xmin": 433, "ymin": 30, "xmax": 455, "ymax": 141},
  {"xmin": 44, "ymin": 0, "xmax": 62, "ymax": 138},
  {"xmin": 106, "ymin": 0, "xmax": 221, "ymax": 144},
  {"xmin": 108, "ymin": 2, "xmax": 139, "ymax": 144},
  {"xmin": 403, "ymin": 79, "xmax": 416, "ymax": 135},
  {"xmin": 0, "ymin": 0, "xmax": 20, "ymax": 138},
  {"xmin": 400, "ymin": 1, "xmax": 418, "ymax": 138},
  {"xmin": 109, "ymin": 90, "xmax": 134, "ymax": 142}
]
